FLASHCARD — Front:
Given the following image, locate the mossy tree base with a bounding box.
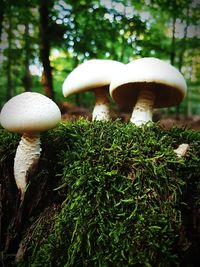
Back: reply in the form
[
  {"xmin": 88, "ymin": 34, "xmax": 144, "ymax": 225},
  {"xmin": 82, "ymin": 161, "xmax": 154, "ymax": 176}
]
[{"xmin": 0, "ymin": 119, "xmax": 200, "ymax": 266}]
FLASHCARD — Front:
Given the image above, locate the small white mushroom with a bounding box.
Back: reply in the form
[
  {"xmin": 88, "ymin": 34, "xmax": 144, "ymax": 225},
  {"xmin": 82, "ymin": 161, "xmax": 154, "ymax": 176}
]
[
  {"xmin": 62, "ymin": 59, "xmax": 124, "ymax": 121},
  {"xmin": 0, "ymin": 92, "xmax": 61, "ymax": 200},
  {"xmin": 110, "ymin": 57, "xmax": 187, "ymax": 126},
  {"xmin": 174, "ymin": 143, "xmax": 190, "ymax": 158}
]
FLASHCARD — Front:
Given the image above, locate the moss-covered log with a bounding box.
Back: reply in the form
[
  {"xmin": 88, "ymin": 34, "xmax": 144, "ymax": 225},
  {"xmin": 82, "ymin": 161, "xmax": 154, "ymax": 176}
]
[{"xmin": 0, "ymin": 120, "xmax": 200, "ymax": 266}]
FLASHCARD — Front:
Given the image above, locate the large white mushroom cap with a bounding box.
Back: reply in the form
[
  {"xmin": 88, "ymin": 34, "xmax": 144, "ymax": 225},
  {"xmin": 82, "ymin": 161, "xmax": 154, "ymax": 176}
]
[
  {"xmin": 0, "ymin": 92, "xmax": 61, "ymax": 134},
  {"xmin": 110, "ymin": 57, "xmax": 187, "ymax": 110},
  {"xmin": 62, "ymin": 59, "xmax": 124, "ymax": 97}
]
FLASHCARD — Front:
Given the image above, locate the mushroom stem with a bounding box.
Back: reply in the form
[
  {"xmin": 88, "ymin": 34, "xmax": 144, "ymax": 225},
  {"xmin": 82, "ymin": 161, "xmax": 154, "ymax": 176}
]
[
  {"xmin": 130, "ymin": 88, "xmax": 155, "ymax": 126},
  {"xmin": 14, "ymin": 133, "xmax": 41, "ymax": 200},
  {"xmin": 92, "ymin": 88, "xmax": 110, "ymax": 121}
]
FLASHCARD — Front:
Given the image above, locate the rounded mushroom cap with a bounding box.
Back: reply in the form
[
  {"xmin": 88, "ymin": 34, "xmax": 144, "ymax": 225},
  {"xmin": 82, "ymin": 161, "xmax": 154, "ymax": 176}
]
[
  {"xmin": 0, "ymin": 92, "xmax": 61, "ymax": 134},
  {"xmin": 62, "ymin": 59, "xmax": 124, "ymax": 97},
  {"xmin": 110, "ymin": 57, "xmax": 187, "ymax": 109}
]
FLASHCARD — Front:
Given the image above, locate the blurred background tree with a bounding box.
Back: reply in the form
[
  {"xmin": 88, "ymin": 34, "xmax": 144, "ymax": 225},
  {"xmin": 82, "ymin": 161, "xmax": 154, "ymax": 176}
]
[{"xmin": 0, "ymin": 0, "xmax": 199, "ymax": 117}]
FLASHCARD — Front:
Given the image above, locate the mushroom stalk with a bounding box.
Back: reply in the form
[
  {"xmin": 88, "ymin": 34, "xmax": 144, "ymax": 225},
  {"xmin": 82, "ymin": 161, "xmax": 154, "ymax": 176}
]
[
  {"xmin": 14, "ymin": 133, "xmax": 41, "ymax": 200},
  {"xmin": 92, "ymin": 88, "xmax": 110, "ymax": 121},
  {"xmin": 130, "ymin": 88, "xmax": 155, "ymax": 126}
]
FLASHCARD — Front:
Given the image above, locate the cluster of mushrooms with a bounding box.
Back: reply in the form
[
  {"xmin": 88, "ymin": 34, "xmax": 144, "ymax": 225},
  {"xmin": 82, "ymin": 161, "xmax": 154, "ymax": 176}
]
[
  {"xmin": 0, "ymin": 57, "xmax": 188, "ymax": 200},
  {"xmin": 62, "ymin": 57, "xmax": 187, "ymax": 125}
]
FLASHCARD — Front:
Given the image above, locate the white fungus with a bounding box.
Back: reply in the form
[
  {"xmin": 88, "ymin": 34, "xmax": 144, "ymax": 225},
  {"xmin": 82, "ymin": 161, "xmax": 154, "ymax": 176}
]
[{"xmin": 0, "ymin": 92, "xmax": 61, "ymax": 200}]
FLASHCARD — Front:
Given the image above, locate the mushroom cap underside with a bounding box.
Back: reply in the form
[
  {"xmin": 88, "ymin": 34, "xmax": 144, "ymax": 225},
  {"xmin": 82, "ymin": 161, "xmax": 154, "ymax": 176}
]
[
  {"xmin": 110, "ymin": 82, "xmax": 186, "ymax": 110},
  {"xmin": 0, "ymin": 92, "xmax": 61, "ymax": 133},
  {"xmin": 110, "ymin": 57, "xmax": 187, "ymax": 110},
  {"xmin": 62, "ymin": 59, "xmax": 124, "ymax": 97}
]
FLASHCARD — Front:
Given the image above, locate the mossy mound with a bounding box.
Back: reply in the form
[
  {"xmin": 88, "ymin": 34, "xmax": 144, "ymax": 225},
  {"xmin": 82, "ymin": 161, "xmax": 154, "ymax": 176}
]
[{"xmin": 0, "ymin": 119, "xmax": 200, "ymax": 267}]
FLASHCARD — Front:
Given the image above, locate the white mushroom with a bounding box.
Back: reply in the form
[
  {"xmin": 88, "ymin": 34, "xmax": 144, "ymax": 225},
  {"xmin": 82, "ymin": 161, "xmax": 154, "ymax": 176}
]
[
  {"xmin": 110, "ymin": 57, "xmax": 187, "ymax": 126},
  {"xmin": 0, "ymin": 92, "xmax": 61, "ymax": 200},
  {"xmin": 62, "ymin": 59, "xmax": 124, "ymax": 121},
  {"xmin": 174, "ymin": 143, "xmax": 190, "ymax": 158}
]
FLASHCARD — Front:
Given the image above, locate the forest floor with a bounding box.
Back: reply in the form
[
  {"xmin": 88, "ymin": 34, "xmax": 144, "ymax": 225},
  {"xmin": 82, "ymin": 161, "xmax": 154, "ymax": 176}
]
[
  {"xmin": 157, "ymin": 114, "xmax": 200, "ymax": 131},
  {"xmin": 59, "ymin": 101, "xmax": 200, "ymax": 131}
]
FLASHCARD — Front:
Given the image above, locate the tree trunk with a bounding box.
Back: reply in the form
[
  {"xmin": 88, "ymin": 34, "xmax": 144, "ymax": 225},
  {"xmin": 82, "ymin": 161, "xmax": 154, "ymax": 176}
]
[
  {"xmin": 23, "ymin": 22, "xmax": 32, "ymax": 92},
  {"xmin": 178, "ymin": 6, "xmax": 189, "ymax": 72},
  {"xmin": 170, "ymin": 15, "xmax": 176, "ymax": 66},
  {"xmin": 0, "ymin": 0, "xmax": 5, "ymax": 40},
  {"xmin": 39, "ymin": 0, "xmax": 54, "ymax": 100},
  {"xmin": 176, "ymin": 5, "xmax": 190, "ymax": 119},
  {"xmin": 6, "ymin": 7, "xmax": 13, "ymax": 100}
]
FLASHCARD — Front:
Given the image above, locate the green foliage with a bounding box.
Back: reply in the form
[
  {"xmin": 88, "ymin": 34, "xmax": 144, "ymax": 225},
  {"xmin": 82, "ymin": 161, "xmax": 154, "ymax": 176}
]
[
  {"xmin": 3, "ymin": 120, "xmax": 197, "ymax": 267},
  {"xmin": 0, "ymin": 0, "xmax": 200, "ymax": 115}
]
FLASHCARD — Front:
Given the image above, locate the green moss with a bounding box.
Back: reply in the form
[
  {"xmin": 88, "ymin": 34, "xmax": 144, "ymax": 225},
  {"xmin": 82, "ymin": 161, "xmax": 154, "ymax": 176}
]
[
  {"xmin": 0, "ymin": 127, "xmax": 20, "ymax": 165},
  {"xmin": 1, "ymin": 120, "xmax": 200, "ymax": 266}
]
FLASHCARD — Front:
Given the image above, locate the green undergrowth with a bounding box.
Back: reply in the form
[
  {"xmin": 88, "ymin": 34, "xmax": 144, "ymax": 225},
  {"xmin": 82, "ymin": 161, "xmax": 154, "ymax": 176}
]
[{"xmin": 1, "ymin": 119, "xmax": 200, "ymax": 267}]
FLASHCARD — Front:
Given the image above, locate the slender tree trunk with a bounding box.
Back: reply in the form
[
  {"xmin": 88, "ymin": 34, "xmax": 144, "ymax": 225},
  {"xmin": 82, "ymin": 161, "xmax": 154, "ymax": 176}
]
[
  {"xmin": 164, "ymin": 13, "xmax": 177, "ymax": 116},
  {"xmin": 170, "ymin": 15, "xmax": 176, "ymax": 66},
  {"xmin": 178, "ymin": 6, "xmax": 189, "ymax": 72},
  {"xmin": 39, "ymin": 0, "xmax": 54, "ymax": 100},
  {"xmin": 6, "ymin": 7, "xmax": 13, "ymax": 100},
  {"xmin": 0, "ymin": 0, "xmax": 5, "ymax": 40},
  {"xmin": 176, "ymin": 5, "xmax": 190, "ymax": 119},
  {"xmin": 23, "ymin": 22, "xmax": 32, "ymax": 92}
]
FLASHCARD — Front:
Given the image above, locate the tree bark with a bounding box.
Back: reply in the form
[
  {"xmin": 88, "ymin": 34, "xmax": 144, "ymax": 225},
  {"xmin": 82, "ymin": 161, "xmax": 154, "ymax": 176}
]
[
  {"xmin": 6, "ymin": 7, "xmax": 13, "ymax": 100},
  {"xmin": 176, "ymin": 5, "xmax": 190, "ymax": 119},
  {"xmin": 39, "ymin": 0, "xmax": 54, "ymax": 100},
  {"xmin": 178, "ymin": 5, "xmax": 190, "ymax": 72},
  {"xmin": 23, "ymin": 22, "xmax": 32, "ymax": 92},
  {"xmin": 170, "ymin": 14, "xmax": 176, "ymax": 66},
  {"xmin": 0, "ymin": 0, "xmax": 5, "ymax": 41}
]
